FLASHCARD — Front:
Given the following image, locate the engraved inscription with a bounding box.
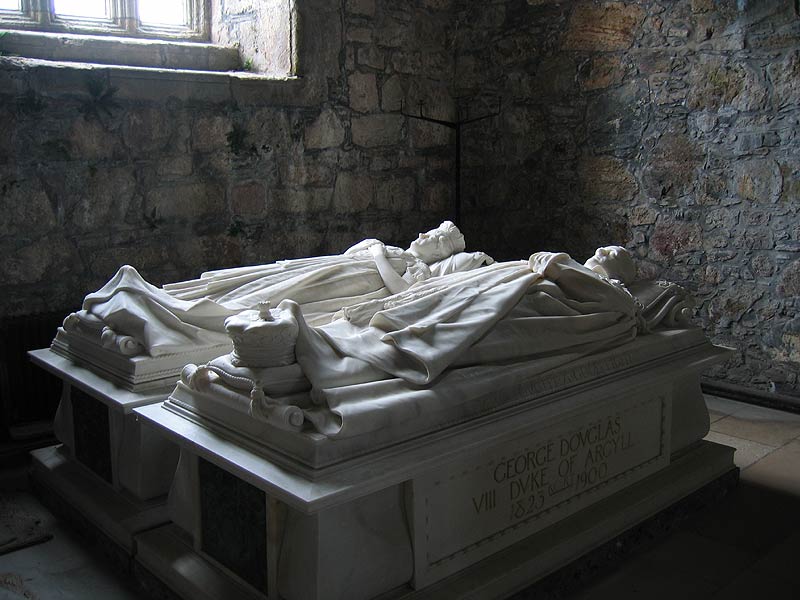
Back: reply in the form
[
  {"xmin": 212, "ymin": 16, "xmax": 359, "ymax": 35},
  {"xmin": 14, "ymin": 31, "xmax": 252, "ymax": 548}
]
[
  {"xmin": 452, "ymin": 350, "xmax": 636, "ymax": 401},
  {"xmin": 421, "ymin": 394, "xmax": 667, "ymax": 566},
  {"xmin": 518, "ymin": 353, "xmax": 635, "ymax": 398},
  {"xmin": 503, "ymin": 415, "xmax": 632, "ymax": 522}
]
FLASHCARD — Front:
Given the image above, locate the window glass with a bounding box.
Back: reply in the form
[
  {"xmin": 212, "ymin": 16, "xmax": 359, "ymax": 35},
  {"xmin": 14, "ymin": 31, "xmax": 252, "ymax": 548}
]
[
  {"xmin": 138, "ymin": 0, "xmax": 186, "ymax": 26},
  {"xmin": 53, "ymin": 0, "xmax": 108, "ymax": 19}
]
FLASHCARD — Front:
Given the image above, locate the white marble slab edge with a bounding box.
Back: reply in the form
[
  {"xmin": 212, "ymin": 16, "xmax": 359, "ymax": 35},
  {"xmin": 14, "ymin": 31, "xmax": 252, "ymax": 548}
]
[{"xmin": 29, "ymin": 348, "xmax": 170, "ymax": 409}]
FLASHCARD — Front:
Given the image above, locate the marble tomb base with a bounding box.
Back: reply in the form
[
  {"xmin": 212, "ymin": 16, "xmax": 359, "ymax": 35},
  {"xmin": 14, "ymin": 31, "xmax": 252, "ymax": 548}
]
[
  {"xmin": 28, "ymin": 348, "xmax": 180, "ymax": 551},
  {"xmin": 133, "ymin": 329, "xmax": 736, "ymax": 600},
  {"xmin": 51, "ymin": 326, "xmax": 231, "ymax": 392}
]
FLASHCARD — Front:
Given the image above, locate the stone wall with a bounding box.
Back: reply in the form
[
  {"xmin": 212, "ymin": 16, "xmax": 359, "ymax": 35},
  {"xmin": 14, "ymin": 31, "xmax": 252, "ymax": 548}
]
[
  {"xmin": 4, "ymin": 0, "xmax": 797, "ymax": 400},
  {"xmin": 454, "ymin": 0, "xmax": 800, "ymax": 397},
  {"xmin": 0, "ymin": 0, "xmax": 456, "ymax": 318},
  {"xmin": 210, "ymin": 0, "xmax": 294, "ymax": 76}
]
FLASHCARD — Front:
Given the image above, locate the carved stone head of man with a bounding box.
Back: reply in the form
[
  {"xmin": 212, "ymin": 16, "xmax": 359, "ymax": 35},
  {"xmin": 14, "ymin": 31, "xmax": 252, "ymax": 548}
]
[{"xmin": 584, "ymin": 246, "xmax": 636, "ymax": 285}]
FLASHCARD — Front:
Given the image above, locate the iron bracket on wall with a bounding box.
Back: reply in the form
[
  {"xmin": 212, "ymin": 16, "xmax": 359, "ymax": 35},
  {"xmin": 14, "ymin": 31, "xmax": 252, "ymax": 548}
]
[{"xmin": 401, "ymin": 96, "xmax": 502, "ymax": 227}]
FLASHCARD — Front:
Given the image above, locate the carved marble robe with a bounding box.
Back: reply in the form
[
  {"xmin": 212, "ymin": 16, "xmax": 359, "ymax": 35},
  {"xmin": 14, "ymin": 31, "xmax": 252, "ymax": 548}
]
[
  {"xmin": 69, "ymin": 247, "xmax": 493, "ymax": 358},
  {"xmin": 281, "ymin": 252, "xmax": 639, "ymax": 437}
]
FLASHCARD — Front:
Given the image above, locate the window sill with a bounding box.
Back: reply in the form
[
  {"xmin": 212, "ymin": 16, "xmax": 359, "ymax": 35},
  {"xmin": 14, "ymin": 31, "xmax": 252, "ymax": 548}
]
[
  {"xmin": 0, "ymin": 29, "xmax": 241, "ymax": 72},
  {"xmin": 0, "ymin": 55, "xmax": 302, "ymax": 105}
]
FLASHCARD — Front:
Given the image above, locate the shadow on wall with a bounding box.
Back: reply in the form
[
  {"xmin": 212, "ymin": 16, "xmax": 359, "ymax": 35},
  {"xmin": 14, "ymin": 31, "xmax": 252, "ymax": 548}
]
[{"xmin": 454, "ymin": 0, "xmax": 800, "ymax": 398}]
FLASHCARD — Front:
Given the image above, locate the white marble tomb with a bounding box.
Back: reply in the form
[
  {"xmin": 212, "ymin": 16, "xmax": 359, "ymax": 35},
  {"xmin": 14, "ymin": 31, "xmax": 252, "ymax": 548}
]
[
  {"xmin": 134, "ymin": 327, "xmax": 735, "ymax": 600},
  {"xmin": 28, "ymin": 234, "xmax": 731, "ymax": 598}
]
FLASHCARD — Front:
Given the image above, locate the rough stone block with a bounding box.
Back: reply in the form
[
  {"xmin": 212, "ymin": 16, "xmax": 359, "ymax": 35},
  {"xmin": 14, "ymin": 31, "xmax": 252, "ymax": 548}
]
[
  {"xmin": 351, "ymin": 114, "xmax": 404, "ymax": 147},
  {"xmin": 587, "ymin": 80, "xmax": 649, "ymax": 155},
  {"xmin": 192, "ymin": 115, "xmax": 233, "ymax": 154},
  {"xmin": 410, "ymin": 119, "xmax": 452, "ymax": 149},
  {"xmin": 640, "ymin": 133, "xmax": 702, "ymax": 201},
  {"xmin": 405, "ymin": 78, "xmax": 455, "ymax": 122},
  {"xmin": 691, "ymin": 0, "xmax": 714, "ymax": 12},
  {"xmin": 275, "ymin": 188, "xmax": 332, "ymax": 213},
  {"xmin": 68, "ymin": 118, "xmax": 118, "ymax": 161},
  {"xmin": 333, "ymin": 172, "xmax": 373, "ymax": 212},
  {"xmin": 650, "ymin": 219, "xmax": 703, "ymax": 259},
  {"xmin": 751, "ymin": 255, "xmax": 774, "ymax": 278},
  {"xmin": 705, "ymin": 208, "xmax": 739, "ymax": 231},
  {"xmin": 0, "ymin": 176, "xmax": 56, "ymax": 237},
  {"xmin": 390, "ymin": 51, "xmax": 423, "ymax": 75},
  {"xmin": 145, "ymin": 182, "xmax": 225, "ymax": 220},
  {"xmin": 734, "ymin": 159, "xmax": 783, "ymax": 204},
  {"xmin": 381, "ymin": 74, "xmax": 404, "ymax": 112},
  {"xmin": 578, "ymin": 155, "xmax": 637, "ymax": 202},
  {"xmin": 563, "ymin": 2, "xmax": 645, "ymax": 51},
  {"xmin": 279, "ymin": 156, "xmax": 335, "ymax": 187},
  {"xmin": 0, "ymin": 63, "xmax": 29, "ymax": 98},
  {"xmin": 421, "ymin": 181, "xmax": 452, "ymax": 213},
  {"xmin": 734, "ymin": 229, "xmax": 774, "ymax": 252},
  {"xmin": 688, "ymin": 58, "xmax": 767, "ymax": 112},
  {"xmin": 305, "ymin": 109, "xmax": 345, "ymax": 150},
  {"xmin": 376, "ymin": 177, "xmax": 415, "ymax": 211},
  {"xmin": 707, "ymin": 285, "xmax": 763, "ymax": 327},
  {"xmin": 502, "ymin": 102, "xmax": 542, "ymax": 134},
  {"xmin": 123, "ymin": 107, "xmax": 174, "ymax": 155},
  {"xmin": 357, "ymin": 46, "xmax": 385, "ymax": 70},
  {"xmin": 768, "ymin": 50, "xmax": 800, "ymax": 110},
  {"xmin": 422, "ymin": 0, "xmax": 453, "ymax": 9},
  {"xmin": 535, "ymin": 55, "xmax": 579, "ymax": 98},
  {"xmin": 231, "ymin": 181, "xmax": 266, "ymax": 216},
  {"xmin": 630, "ymin": 206, "xmax": 658, "ymax": 226},
  {"xmin": 376, "ymin": 17, "xmax": 412, "ymax": 48},
  {"xmin": 249, "ymin": 108, "xmax": 293, "ymax": 153},
  {"xmin": 0, "ymin": 236, "xmax": 78, "ymax": 286},
  {"xmin": 68, "ymin": 168, "xmax": 137, "ymax": 232},
  {"xmin": 346, "ymin": 0, "xmax": 375, "ymax": 16},
  {"xmin": 348, "ymin": 72, "xmax": 379, "ymax": 113},
  {"xmin": 346, "ymin": 27, "xmax": 373, "ymax": 44},
  {"xmin": 158, "ymin": 156, "xmax": 194, "ymax": 178},
  {"xmin": 580, "ymin": 56, "xmax": 626, "ymax": 91}
]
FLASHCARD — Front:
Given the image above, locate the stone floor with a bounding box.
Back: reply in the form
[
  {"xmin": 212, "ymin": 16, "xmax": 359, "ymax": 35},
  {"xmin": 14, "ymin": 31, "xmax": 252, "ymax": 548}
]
[
  {"xmin": 562, "ymin": 394, "xmax": 800, "ymax": 600},
  {"xmin": 0, "ymin": 394, "xmax": 799, "ymax": 600}
]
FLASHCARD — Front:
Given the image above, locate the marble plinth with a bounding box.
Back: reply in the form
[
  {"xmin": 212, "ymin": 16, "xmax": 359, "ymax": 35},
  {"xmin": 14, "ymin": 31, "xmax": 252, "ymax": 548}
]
[
  {"xmin": 165, "ymin": 328, "xmax": 728, "ymax": 470},
  {"xmin": 51, "ymin": 327, "xmax": 231, "ymax": 392},
  {"xmin": 30, "ymin": 445, "xmax": 170, "ymax": 553},
  {"xmin": 28, "ymin": 348, "xmax": 180, "ymax": 552},
  {"xmin": 135, "ymin": 333, "xmax": 735, "ymax": 600}
]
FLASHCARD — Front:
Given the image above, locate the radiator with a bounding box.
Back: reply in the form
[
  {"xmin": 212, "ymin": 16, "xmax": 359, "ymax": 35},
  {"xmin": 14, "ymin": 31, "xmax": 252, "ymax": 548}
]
[{"xmin": 0, "ymin": 312, "xmax": 67, "ymax": 442}]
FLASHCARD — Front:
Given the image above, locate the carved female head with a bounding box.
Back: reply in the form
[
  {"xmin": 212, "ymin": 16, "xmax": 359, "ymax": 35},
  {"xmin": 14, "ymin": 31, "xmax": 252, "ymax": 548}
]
[
  {"xmin": 408, "ymin": 221, "xmax": 466, "ymax": 263},
  {"xmin": 584, "ymin": 246, "xmax": 636, "ymax": 285}
]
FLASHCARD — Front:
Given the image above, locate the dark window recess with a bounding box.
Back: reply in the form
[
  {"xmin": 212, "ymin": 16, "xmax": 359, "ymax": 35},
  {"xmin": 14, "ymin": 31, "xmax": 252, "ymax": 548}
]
[
  {"xmin": 199, "ymin": 458, "xmax": 267, "ymax": 595},
  {"xmin": 71, "ymin": 387, "xmax": 113, "ymax": 483}
]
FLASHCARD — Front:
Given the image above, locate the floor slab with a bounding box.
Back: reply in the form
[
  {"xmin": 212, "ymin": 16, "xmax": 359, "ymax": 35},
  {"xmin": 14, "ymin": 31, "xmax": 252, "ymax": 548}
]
[
  {"xmin": 704, "ymin": 394, "xmax": 749, "ymax": 423},
  {"xmin": 0, "ymin": 504, "xmax": 142, "ymax": 600},
  {"xmin": 703, "ymin": 431, "xmax": 776, "ymax": 470},
  {"xmin": 740, "ymin": 440, "xmax": 800, "ymax": 494},
  {"xmin": 711, "ymin": 405, "xmax": 800, "ymax": 447}
]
